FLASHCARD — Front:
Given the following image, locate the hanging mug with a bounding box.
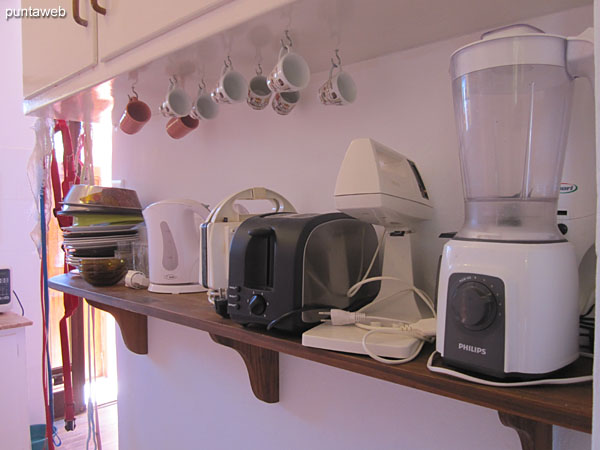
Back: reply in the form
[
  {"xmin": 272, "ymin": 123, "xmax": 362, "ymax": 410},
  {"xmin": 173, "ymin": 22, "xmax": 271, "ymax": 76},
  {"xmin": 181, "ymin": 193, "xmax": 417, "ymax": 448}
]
[
  {"xmin": 191, "ymin": 82, "xmax": 219, "ymax": 120},
  {"xmin": 211, "ymin": 58, "xmax": 247, "ymax": 104},
  {"xmin": 159, "ymin": 78, "xmax": 192, "ymax": 118},
  {"xmin": 272, "ymin": 91, "xmax": 300, "ymax": 115},
  {"xmin": 166, "ymin": 115, "xmax": 199, "ymax": 139},
  {"xmin": 247, "ymin": 65, "xmax": 272, "ymax": 110},
  {"xmin": 318, "ymin": 67, "xmax": 357, "ymax": 106},
  {"xmin": 119, "ymin": 91, "xmax": 151, "ymax": 135},
  {"xmin": 267, "ymin": 40, "xmax": 310, "ymax": 93}
]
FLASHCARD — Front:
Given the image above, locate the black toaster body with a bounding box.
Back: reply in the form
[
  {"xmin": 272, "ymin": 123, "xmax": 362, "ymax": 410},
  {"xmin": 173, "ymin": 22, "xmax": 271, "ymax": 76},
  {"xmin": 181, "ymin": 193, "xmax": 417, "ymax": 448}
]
[{"xmin": 227, "ymin": 212, "xmax": 381, "ymax": 333}]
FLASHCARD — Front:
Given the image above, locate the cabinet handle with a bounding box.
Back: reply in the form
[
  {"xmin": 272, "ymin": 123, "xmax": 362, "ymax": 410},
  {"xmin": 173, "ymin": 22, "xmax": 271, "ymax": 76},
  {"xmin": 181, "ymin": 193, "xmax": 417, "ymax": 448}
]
[
  {"xmin": 90, "ymin": 0, "xmax": 106, "ymax": 15},
  {"xmin": 72, "ymin": 0, "xmax": 88, "ymax": 26}
]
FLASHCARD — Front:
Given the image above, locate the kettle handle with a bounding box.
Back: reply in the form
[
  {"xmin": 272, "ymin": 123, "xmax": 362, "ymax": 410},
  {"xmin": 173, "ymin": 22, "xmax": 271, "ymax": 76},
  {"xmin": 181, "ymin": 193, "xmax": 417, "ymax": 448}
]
[
  {"xmin": 209, "ymin": 187, "xmax": 296, "ymax": 223},
  {"xmin": 188, "ymin": 201, "xmax": 211, "ymax": 219},
  {"xmin": 567, "ymin": 28, "xmax": 594, "ymax": 93}
]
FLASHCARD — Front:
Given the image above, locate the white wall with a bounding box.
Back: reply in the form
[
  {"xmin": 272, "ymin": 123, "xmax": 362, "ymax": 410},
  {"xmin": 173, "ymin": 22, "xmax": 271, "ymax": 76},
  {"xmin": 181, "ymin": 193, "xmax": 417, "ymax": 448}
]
[
  {"xmin": 112, "ymin": 5, "xmax": 593, "ymax": 449},
  {"xmin": 0, "ymin": 0, "xmax": 46, "ymax": 427}
]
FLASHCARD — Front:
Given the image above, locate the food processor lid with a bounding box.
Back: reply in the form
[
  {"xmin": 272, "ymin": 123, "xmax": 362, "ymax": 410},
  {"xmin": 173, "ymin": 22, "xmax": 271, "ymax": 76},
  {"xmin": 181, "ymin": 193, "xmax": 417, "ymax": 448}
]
[{"xmin": 450, "ymin": 24, "xmax": 567, "ymax": 80}]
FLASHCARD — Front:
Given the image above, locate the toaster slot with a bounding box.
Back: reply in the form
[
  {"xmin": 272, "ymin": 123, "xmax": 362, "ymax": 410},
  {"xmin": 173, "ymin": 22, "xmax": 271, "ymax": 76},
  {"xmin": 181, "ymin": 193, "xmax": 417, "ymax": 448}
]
[{"xmin": 245, "ymin": 228, "xmax": 275, "ymax": 290}]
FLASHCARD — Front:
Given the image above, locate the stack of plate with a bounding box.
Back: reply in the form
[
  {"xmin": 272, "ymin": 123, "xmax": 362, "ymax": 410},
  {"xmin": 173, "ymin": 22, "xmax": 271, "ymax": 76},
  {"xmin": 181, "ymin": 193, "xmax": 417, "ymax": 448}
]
[{"xmin": 59, "ymin": 186, "xmax": 144, "ymax": 282}]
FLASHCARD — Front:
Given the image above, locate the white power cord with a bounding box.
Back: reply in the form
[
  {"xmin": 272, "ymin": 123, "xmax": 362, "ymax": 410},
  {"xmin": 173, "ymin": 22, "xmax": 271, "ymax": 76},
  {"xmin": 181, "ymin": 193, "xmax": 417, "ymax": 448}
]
[
  {"xmin": 324, "ymin": 230, "xmax": 437, "ymax": 365},
  {"xmin": 426, "ymin": 351, "xmax": 593, "ymax": 386},
  {"xmin": 346, "ymin": 231, "xmax": 387, "ymax": 298},
  {"xmin": 326, "ymin": 307, "xmax": 436, "ymax": 364},
  {"xmin": 361, "ymin": 319, "xmax": 435, "ymax": 365},
  {"xmin": 124, "ymin": 270, "xmax": 149, "ymax": 289}
]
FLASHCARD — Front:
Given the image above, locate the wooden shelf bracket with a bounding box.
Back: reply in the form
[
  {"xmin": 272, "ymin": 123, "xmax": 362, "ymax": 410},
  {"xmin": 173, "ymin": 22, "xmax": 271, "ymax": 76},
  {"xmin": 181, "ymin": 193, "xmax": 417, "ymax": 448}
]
[
  {"xmin": 498, "ymin": 411, "xmax": 552, "ymax": 450},
  {"xmin": 87, "ymin": 299, "xmax": 148, "ymax": 355},
  {"xmin": 209, "ymin": 333, "xmax": 279, "ymax": 404}
]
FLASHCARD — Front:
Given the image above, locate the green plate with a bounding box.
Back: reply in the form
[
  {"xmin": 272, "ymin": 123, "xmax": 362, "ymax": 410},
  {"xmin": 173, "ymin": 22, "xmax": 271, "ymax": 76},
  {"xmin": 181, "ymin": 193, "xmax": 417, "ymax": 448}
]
[{"xmin": 72, "ymin": 215, "xmax": 144, "ymax": 227}]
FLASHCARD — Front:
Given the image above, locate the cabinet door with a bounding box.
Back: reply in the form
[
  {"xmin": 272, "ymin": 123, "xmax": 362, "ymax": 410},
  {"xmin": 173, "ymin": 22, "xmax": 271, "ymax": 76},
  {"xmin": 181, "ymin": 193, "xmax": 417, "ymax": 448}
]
[
  {"xmin": 97, "ymin": 0, "xmax": 231, "ymax": 61},
  {"xmin": 21, "ymin": 0, "xmax": 98, "ymax": 98}
]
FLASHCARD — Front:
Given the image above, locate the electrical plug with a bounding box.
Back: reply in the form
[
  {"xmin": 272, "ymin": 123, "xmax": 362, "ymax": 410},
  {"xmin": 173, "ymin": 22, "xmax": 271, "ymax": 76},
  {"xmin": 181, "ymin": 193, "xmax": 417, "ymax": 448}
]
[
  {"xmin": 327, "ymin": 309, "xmax": 367, "ymax": 325},
  {"xmin": 411, "ymin": 318, "xmax": 437, "ymax": 338}
]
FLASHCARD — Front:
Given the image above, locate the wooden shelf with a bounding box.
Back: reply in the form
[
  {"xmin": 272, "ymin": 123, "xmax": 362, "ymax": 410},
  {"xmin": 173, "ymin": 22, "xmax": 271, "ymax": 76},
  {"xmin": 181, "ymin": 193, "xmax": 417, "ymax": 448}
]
[{"xmin": 49, "ymin": 273, "xmax": 591, "ymax": 449}]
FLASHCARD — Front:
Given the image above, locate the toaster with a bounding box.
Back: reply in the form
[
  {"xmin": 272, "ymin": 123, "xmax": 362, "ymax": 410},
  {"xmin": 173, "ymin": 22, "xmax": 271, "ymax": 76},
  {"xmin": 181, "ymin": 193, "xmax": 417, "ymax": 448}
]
[
  {"xmin": 200, "ymin": 187, "xmax": 296, "ymax": 313},
  {"xmin": 227, "ymin": 212, "xmax": 381, "ymax": 333}
]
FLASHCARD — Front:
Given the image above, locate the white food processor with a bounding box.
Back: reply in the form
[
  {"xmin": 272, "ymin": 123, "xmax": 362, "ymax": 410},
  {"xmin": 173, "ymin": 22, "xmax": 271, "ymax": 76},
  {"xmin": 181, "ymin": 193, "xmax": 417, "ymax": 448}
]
[{"xmin": 436, "ymin": 25, "xmax": 594, "ymax": 378}]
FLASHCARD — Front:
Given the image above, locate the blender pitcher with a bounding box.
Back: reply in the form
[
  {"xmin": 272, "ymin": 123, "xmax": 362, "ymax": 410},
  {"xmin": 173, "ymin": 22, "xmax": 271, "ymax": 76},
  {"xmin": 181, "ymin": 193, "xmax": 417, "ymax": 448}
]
[
  {"xmin": 436, "ymin": 25, "xmax": 594, "ymax": 378},
  {"xmin": 453, "ymin": 25, "xmax": 593, "ymax": 242}
]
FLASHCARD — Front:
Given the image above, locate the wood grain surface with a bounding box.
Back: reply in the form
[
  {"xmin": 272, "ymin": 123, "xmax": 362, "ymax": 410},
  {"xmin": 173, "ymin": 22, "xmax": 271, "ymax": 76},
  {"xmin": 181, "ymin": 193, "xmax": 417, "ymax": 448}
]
[
  {"xmin": 87, "ymin": 300, "xmax": 148, "ymax": 355},
  {"xmin": 210, "ymin": 333, "xmax": 279, "ymax": 403},
  {"xmin": 0, "ymin": 311, "xmax": 32, "ymax": 331},
  {"xmin": 499, "ymin": 412, "xmax": 553, "ymax": 450},
  {"xmin": 49, "ymin": 273, "xmax": 592, "ymax": 434}
]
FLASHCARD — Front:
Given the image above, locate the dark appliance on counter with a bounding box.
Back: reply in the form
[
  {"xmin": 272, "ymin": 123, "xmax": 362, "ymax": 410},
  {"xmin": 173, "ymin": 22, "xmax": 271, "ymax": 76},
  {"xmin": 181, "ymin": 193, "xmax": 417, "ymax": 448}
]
[{"xmin": 226, "ymin": 212, "xmax": 381, "ymax": 333}]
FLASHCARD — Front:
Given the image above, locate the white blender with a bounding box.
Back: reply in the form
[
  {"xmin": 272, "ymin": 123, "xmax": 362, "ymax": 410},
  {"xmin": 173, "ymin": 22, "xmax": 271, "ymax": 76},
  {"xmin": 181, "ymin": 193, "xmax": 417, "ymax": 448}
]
[{"xmin": 436, "ymin": 25, "xmax": 594, "ymax": 378}]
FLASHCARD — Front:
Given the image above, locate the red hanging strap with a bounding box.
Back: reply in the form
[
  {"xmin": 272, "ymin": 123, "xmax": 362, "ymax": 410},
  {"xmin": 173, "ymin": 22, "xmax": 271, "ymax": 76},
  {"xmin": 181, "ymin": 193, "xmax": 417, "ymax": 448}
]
[
  {"xmin": 58, "ymin": 293, "xmax": 79, "ymax": 430},
  {"xmin": 51, "ymin": 120, "xmax": 81, "ymax": 431},
  {"xmin": 50, "ymin": 150, "xmax": 71, "ymax": 229},
  {"xmin": 40, "ymin": 269, "xmax": 55, "ymax": 450}
]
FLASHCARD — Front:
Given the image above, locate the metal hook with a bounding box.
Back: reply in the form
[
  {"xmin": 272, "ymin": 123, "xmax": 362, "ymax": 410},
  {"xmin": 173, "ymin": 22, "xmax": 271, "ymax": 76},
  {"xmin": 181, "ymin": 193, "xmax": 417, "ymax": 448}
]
[
  {"xmin": 331, "ymin": 49, "xmax": 342, "ymax": 69},
  {"xmin": 224, "ymin": 55, "xmax": 233, "ymax": 69},
  {"xmin": 256, "ymin": 63, "xmax": 263, "ymax": 76},
  {"xmin": 129, "ymin": 85, "xmax": 139, "ymax": 100},
  {"xmin": 198, "ymin": 78, "xmax": 207, "ymax": 94},
  {"xmin": 284, "ymin": 29, "xmax": 293, "ymax": 48},
  {"xmin": 254, "ymin": 47, "xmax": 263, "ymax": 67}
]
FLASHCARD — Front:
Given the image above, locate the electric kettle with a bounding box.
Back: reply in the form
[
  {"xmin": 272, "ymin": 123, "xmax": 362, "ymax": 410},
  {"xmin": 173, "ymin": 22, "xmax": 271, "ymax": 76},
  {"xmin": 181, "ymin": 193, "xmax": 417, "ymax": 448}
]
[
  {"xmin": 436, "ymin": 25, "xmax": 594, "ymax": 378},
  {"xmin": 143, "ymin": 199, "xmax": 210, "ymax": 294}
]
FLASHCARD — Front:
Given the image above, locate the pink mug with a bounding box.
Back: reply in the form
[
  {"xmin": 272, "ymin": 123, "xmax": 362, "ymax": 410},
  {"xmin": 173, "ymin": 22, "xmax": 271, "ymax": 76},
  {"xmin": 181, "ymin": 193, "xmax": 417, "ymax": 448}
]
[
  {"xmin": 119, "ymin": 97, "xmax": 151, "ymax": 135},
  {"xmin": 166, "ymin": 115, "xmax": 199, "ymax": 139}
]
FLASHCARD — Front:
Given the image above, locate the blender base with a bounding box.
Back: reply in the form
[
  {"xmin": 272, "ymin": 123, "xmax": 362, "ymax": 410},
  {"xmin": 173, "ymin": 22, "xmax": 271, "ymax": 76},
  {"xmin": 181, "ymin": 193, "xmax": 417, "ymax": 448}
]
[{"xmin": 436, "ymin": 239, "xmax": 579, "ymax": 378}]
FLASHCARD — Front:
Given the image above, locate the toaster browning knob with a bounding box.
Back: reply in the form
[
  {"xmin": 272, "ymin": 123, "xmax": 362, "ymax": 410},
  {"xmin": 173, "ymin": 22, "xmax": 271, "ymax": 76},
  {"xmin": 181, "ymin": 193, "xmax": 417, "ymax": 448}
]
[{"xmin": 249, "ymin": 294, "xmax": 267, "ymax": 315}]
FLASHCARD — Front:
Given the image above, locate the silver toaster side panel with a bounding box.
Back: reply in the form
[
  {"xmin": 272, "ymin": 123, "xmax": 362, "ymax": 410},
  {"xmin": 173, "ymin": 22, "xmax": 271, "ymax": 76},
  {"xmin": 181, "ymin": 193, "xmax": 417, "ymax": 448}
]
[{"xmin": 301, "ymin": 218, "xmax": 380, "ymax": 322}]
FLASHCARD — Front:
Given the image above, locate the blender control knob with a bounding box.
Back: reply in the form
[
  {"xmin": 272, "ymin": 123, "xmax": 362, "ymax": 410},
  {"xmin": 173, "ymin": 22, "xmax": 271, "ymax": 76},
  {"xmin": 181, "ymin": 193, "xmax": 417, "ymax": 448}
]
[
  {"xmin": 450, "ymin": 282, "xmax": 497, "ymax": 331},
  {"xmin": 249, "ymin": 294, "xmax": 267, "ymax": 315}
]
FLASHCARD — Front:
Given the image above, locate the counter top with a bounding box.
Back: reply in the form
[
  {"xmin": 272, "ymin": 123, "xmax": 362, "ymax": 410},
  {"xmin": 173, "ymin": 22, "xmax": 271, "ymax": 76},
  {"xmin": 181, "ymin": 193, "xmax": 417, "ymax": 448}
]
[{"xmin": 0, "ymin": 312, "xmax": 33, "ymax": 331}]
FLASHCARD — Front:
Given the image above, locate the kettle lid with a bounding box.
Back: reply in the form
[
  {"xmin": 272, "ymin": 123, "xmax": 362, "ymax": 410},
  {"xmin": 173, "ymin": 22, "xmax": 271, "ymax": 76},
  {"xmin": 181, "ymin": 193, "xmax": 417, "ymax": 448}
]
[{"xmin": 450, "ymin": 24, "xmax": 567, "ymax": 80}]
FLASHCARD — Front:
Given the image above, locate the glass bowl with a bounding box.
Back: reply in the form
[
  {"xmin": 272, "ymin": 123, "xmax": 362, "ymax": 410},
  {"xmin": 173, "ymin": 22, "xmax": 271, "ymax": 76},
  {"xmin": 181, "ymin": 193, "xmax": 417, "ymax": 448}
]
[{"xmin": 79, "ymin": 258, "xmax": 127, "ymax": 286}]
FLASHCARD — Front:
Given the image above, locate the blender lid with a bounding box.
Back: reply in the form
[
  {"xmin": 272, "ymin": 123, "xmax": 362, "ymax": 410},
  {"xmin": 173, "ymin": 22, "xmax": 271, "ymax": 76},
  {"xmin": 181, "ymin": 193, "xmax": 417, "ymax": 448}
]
[{"xmin": 450, "ymin": 24, "xmax": 567, "ymax": 80}]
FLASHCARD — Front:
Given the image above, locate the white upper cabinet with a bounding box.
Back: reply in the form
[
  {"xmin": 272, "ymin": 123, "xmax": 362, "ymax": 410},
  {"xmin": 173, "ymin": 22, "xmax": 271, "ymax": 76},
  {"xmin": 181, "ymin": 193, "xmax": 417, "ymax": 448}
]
[
  {"xmin": 21, "ymin": 0, "xmax": 592, "ymax": 118},
  {"xmin": 97, "ymin": 0, "xmax": 231, "ymax": 62},
  {"xmin": 21, "ymin": 0, "xmax": 231, "ymax": 97},
  {"xmin": 21, "ymin": 0, "xmax": 98, "ymax": 98}
]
